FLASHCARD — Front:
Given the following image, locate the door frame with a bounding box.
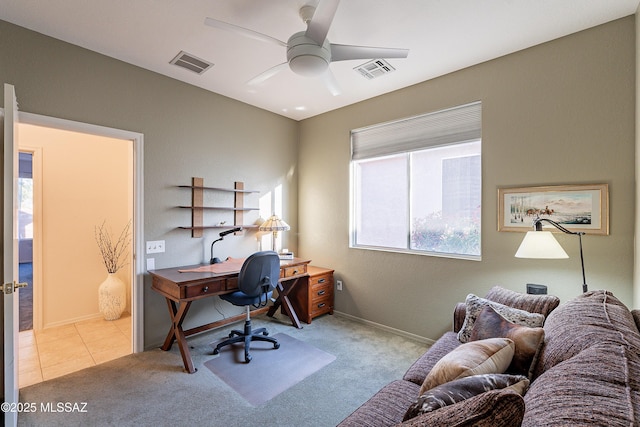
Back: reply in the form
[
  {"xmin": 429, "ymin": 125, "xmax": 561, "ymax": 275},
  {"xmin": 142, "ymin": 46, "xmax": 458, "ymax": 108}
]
[{"xmin": 18, "ymin": 111, "xmax": 145, "ymax": 352}]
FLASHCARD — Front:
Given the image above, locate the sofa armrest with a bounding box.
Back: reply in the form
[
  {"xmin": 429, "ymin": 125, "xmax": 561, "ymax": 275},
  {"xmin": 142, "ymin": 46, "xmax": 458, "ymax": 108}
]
[
  {"xmin": 453, "ymin": 302, "xmax": 466, "ymax": 333},
  {"xmin": 631, "ymin": 309, "xmax": 640, "ymax": 334}
]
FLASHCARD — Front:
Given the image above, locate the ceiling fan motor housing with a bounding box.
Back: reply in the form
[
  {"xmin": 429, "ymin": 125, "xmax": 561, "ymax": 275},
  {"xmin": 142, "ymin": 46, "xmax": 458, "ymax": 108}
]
[{"xmin": 287, "ymin": 31, "xmax": 331, "ymax": 76}]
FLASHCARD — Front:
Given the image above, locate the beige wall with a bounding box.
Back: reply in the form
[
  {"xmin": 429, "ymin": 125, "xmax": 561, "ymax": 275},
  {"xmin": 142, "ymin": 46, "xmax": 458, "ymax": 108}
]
[
  {"xmin": 19, "ymin": 124, "xmax": 132, "ymax": 328},
  {"xmin": 0, "ymin": 16, "xmax": 635, "ymax": 347},
  {"xmin": 298, "ymin": 16, "xmax": 636, "ymax": 340},
  {"xmin": 0, "ymin": 20, "xmax": 299, "ymax": 347}
]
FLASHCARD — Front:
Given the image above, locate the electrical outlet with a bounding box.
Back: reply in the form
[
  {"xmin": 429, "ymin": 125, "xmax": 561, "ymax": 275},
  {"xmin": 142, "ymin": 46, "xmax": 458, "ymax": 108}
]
[
  {"xmin": 336, "ymin": 280, "xmax": 343, "ymax": 291},
  {"xmin": 146, "ymin": 240, "xmax": 165, "ymax": 254}
]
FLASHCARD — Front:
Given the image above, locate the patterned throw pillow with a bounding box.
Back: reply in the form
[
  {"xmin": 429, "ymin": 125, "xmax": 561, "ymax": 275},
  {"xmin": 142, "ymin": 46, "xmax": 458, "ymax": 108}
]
[
  {"xmin": 419, "ymin": 337, "xmax": 514, "ymax": 395},
  {"xmin": 401, "ymin": 389, "xmax": 525, "ymax": 427},
  {"xmin": 457, "ymin": 294, "xmax": 545, "ymax": 343},
  {"xmin": 470, "ymin": 305, "xmax": 545, "ymax": 378},
  {"xmin": 404, "ymin": 373, "xmax": 529, "ymax": 421}
]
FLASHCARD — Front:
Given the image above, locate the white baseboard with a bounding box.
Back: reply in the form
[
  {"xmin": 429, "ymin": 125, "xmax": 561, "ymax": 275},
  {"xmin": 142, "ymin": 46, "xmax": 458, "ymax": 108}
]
[{"xmin": 333, "ymin": 311, "xmax": 435, "ymax": 345}]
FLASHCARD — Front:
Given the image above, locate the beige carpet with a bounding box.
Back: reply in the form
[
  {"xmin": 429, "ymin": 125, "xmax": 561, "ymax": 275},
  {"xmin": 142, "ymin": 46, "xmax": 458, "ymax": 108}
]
[
  {"xmin": 18, "ymin": 313, "xmax": 429, "ymax": 426},
  {"xmin": 205, "ymin": 333, "xmax": 335, "ymax": 405}
]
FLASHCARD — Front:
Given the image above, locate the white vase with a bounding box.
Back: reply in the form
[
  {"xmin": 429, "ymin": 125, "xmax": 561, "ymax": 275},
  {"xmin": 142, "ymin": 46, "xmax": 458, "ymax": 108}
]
[{"xmin": 98, "ymin": 273, "xmax": 126, "ymax": 320}]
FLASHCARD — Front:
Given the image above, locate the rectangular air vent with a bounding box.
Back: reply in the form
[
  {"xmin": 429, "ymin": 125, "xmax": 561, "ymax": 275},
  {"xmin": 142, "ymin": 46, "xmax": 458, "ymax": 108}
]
[
  {"xmin": 354, "ymin": 59, "xmax": 395, "ymax": 80},
  {"xmin": 170, "ymin": 51, "xmax": 213, "ymax": 75}
]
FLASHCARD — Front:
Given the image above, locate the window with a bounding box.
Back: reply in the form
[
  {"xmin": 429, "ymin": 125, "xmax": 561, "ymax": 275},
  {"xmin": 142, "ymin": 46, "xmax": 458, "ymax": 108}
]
[{"xmin": 350, "ymin": 102, "xmax": 481, "ymax": 259}]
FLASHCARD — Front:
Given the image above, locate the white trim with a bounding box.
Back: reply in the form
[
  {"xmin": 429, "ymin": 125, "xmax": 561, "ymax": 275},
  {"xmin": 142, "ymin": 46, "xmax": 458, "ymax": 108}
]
[
  {"xmin": 333, "ymin": 311, "xmax": 435, "ymax": 345},
  {"xmin": 17, "ymin": 111, "xmax": 144, "ymax": 353}
]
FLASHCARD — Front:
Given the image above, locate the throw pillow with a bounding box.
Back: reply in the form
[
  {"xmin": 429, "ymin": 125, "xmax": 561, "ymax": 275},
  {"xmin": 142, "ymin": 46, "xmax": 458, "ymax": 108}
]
[
  {"xmin": 404, "ymin": 373, "xmax": 529, "ymax": 421},
  {"xmin": 457, "ymin": 294, "xmax": 545, "ymax": 343},
  {"xmin": 470, "ymin": 305, "xmax": 545, "ymax": 378},
  {"xmin": 400, "ymin": 389, "xmax": 525, "ymax": 427},
  {"xmin": 485, "ymin": 285, "xmax": 560, "ymax": 318},
  {"xmin": 419, "ymin": 337, "xmax": 514, "ymax": 395}
]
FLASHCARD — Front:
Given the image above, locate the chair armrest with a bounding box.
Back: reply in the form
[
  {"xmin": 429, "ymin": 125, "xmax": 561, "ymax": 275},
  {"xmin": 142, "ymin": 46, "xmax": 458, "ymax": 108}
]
[{"xmin": 453, "ymin": 302, "xmax": 466, "ymax": 332}]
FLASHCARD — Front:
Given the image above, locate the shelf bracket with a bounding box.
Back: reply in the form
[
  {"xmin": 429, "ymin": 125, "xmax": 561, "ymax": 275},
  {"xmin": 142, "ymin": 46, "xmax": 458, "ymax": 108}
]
[
  {"xmin": 234, "ymin": 181, "xmax": 244, "ymax": 235},
  {"xmin": 192, "ymin": 177, "xmax": 204, "ymax": 238}
]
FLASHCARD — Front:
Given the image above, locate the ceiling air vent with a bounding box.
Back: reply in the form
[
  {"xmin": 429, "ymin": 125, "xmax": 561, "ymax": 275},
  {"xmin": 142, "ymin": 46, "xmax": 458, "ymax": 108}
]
[
  {"xmin": 354, "ymin": 59, "xmax": 395, "ymax": 80},
  {"xmin": 170, "ymin": 51, "xmax": 213, "ymax": 75}
]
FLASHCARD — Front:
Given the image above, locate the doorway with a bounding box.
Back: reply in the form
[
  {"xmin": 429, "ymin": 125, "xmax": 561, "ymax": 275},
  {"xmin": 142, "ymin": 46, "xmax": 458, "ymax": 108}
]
[
  {"xmin": 18, "ymin": 152, "xmax": 33, "ymax": 332},
  {"xmin": 15, "ymin": 113, "xmax": 144, "ymax": 387}
]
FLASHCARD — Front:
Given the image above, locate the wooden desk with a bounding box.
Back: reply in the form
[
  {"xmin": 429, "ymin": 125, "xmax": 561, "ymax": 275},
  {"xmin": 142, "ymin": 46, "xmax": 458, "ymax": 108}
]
[{"xmin": 149, "ymin": 257, "xmax": 310, "ymax": 373}]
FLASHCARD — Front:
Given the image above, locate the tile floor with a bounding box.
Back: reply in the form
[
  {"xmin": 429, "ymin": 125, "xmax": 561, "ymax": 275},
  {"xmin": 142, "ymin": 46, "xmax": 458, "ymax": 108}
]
[{"xmin": 18, "ymin": 313, "xmax": 132, "ymax": 388}]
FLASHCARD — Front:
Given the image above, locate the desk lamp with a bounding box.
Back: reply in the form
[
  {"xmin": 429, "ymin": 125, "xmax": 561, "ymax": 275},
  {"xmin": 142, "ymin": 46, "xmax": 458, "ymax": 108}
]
[
  {"xmin": 515, "ymin": 218, "xmax": 588, "ymax": 293},
  {"xmin": 210, "ymin": 227, "xmax": 242, "ymax": 264},
  {"xmin": 259, "ymin": 215, "xmax": 290, "ymax": 251}
]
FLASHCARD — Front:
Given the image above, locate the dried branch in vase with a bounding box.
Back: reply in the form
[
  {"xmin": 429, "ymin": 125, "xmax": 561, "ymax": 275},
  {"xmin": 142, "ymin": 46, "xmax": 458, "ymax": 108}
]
[{"xmin": 95, "ymin": 220, "xmax": 132, "ymax": 274}]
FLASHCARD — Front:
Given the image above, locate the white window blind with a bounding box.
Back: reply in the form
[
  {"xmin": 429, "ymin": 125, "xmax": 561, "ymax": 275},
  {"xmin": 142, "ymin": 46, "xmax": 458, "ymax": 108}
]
[{"xmin": 351, "ymin": 101, "xmax": 482, "ymax": 161}]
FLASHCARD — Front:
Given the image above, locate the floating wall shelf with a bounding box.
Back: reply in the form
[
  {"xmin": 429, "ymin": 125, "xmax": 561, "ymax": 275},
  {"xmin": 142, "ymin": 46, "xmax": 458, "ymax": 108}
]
[{"xmin": 178, "ymin": 177, "xmax": 259, "ymax": 238}]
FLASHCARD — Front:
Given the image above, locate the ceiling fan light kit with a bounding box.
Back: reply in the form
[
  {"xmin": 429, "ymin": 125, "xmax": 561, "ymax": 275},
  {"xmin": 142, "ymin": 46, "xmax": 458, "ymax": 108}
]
[
  {"xmin": 204, "ymin": 0, "xmax": 409, "ymax": 94},
  {"xmin": 287, "ymin": 32, "xmax": 331, "ymax": 76}
]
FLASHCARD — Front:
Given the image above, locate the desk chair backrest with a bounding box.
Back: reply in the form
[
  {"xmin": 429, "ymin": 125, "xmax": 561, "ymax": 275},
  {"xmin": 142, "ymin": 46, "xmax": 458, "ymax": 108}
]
[{"xmin": 237, "ymin": 251, "xmax": 280, "ymax": 299}]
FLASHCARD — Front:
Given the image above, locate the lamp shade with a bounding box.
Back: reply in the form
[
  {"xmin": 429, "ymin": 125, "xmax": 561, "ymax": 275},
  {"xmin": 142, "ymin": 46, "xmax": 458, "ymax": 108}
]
[
  {"xmin": 515, "ymin": 231, "xmax": 569, "ymax": 259},
  {"xmin": 258, "ymin": 215, "xmax": 290, "ymax": 232}
]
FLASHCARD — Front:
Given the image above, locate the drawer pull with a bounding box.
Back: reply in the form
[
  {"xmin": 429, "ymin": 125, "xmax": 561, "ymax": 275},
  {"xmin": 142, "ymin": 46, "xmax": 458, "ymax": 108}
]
[
  {"xmin": 317, "ymin": 303, "xmax": 326, "ymax": 308},
  {"xmin": 318, "ymin": 278, "xmax": 326, "ymax": 283},
  {"xmin": 203, "ymin": 286, "xmax": 209, "ymax": 293},
  {"xmin": 293, "ymin": 269, "xmax": 298, "ymax": 275},
  {"xmin": 317, "ymin": 290, "xmax": 326, "ymax": 296}
]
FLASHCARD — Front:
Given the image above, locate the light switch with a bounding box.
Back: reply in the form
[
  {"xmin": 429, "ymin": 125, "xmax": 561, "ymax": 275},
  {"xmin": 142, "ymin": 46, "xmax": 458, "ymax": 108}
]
[{"xmin": 146, "ymin": 240, "xmax": 165, "ymax": 254}]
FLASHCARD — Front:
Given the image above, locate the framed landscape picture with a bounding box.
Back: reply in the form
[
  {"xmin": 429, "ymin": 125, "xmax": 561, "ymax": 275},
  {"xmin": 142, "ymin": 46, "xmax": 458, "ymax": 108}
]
[{"xmin": 497, "ymin": 184, "xmax": 609, "ymax": 234}]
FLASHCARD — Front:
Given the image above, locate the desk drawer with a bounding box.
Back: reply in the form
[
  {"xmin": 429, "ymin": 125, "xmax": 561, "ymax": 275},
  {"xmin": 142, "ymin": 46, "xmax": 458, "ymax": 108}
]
[
  {"xmin": 310, "ymin": 296, "xmax": 333, "ymax": 317},
  {"xmin": 183, "ymin": 279, "xmax": 225, "ymax": 299},
  {"xmin": 310, "ymin": 272, "xmax": 333, "ymax": 288},
  {"xmin": 281, "ymin": 264, "xmax": 307, "ymax": 278},
  {"xmin": 226, "ymin": 277, "xmax": 238, "ymax": 291},
  {"xmin": 311, "ymin": 281, "xmax": 333, "ymax": 302}
]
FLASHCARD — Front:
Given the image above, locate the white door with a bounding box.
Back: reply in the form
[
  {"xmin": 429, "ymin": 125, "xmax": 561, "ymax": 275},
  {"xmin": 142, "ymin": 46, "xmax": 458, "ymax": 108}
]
[{"xmin": 3, "ymin": 83, "xmax": 24, "ymax": 427}]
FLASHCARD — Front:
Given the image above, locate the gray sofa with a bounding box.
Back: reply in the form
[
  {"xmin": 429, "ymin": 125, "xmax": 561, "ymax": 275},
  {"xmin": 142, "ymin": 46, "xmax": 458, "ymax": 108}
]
[{"xmin": 338, "ymin": 287, "xmax": 640, "ymax": 426}]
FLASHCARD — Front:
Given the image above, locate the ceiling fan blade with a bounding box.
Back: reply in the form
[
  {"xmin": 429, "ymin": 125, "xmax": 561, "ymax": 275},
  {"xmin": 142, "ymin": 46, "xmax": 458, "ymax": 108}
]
[
  {"xmin": 247, "ymin": 62, "xmax": 289, "ymax": 86},
  {"xmin": 305, "ymin": 0, "xmax": 340, "ymax": 45},
  {"xmin": 330, "ymin": 44, "xmax": 409, "ymax": 62},
  {"xmin": 204, "ymin": 17, "xmax": 287, "ymax": 48},
  {"xmin": 322, "ymin": 69, "xmax": 341, "ymax": 96}
]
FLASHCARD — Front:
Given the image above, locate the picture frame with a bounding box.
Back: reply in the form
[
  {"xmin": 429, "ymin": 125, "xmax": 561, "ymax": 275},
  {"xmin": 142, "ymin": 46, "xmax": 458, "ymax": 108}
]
[{"xmin": 497, "ymin": 184, "xmax": 609, "ymax": 235}]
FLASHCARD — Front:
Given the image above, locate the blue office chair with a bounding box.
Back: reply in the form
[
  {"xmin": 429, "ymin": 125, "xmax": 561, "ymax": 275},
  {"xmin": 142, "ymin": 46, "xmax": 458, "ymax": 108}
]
[{"xmin": 212, "ymin": 251, "xmax": 281, "ymax": 363}]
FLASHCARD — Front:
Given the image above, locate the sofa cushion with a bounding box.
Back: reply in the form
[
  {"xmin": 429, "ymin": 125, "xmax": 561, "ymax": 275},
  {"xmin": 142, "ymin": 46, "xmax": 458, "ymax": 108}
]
[
  {"xmin": 419, "ymin": 338, "xmax": 514, "ymax": 395},
  {"xmin": 534, "ymin": 290, "xmax": 640, "ymax": 378},
  {"xmin": 337, "ymin": 379, "xmax": 420, "ymax": 427},
  {"xmin": 485, "ymin": 285, "xmax": 560, "ymax": 317},
  {"xmin": 403, "ymin": 332, "xmax": 461, "ymax": 386},
  {"xmin": 404, "ymin": 374, "xmax": 529, "ymax": 421},
  {"xmin": 400, "ymin": 389, "xmax": 525, "ymax": 427},
  {"xmin": 470, "ymin": 305, "xmax": 545, "ymax": 378},
  {"xmin": 523, "ymin": 342, "xmax": 639, "ymax": 426},
  {"xmin": 458, "ymin": 294, "xmax": 545, "ymax": 343}
]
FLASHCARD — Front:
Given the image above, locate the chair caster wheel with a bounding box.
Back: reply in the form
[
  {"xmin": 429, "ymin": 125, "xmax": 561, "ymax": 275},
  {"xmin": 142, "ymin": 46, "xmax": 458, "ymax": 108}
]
[
  {"xmin": 245, "ymin": 355, "xmax": 252, "ymax": 363},
  {"xmin": 274, "ymin": 343, "xmax": 280, "ymax": 349},
  {"xmin": 262, "ymin": 331, "xmax": 269, "ymax": 336},
  {"xmin": 213, "ymin": 348, "xmax": 219, "ymax": 355}
]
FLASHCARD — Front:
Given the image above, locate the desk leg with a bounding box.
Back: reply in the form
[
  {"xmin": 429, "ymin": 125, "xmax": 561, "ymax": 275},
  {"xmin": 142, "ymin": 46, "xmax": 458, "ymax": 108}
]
[
  {"xmin": 267, "ymin": 278, "xmax": 303, "ymax": 329},
  {"xmin": 160, "ymin": 297, "xmax": 196, "ymax": 374}
]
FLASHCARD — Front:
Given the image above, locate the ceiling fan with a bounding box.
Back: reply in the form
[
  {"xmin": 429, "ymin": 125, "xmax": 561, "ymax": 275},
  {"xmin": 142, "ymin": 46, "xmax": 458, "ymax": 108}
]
[{"xmin": 204, "ymin": 0, "xmax": 409, "ymax": 95}]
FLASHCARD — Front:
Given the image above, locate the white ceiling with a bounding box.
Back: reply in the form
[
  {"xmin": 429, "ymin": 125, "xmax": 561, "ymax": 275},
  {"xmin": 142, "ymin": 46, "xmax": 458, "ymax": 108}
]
[{"xmin": 1, "ymin": 0, "xmax": 638, "ymax": 121}]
